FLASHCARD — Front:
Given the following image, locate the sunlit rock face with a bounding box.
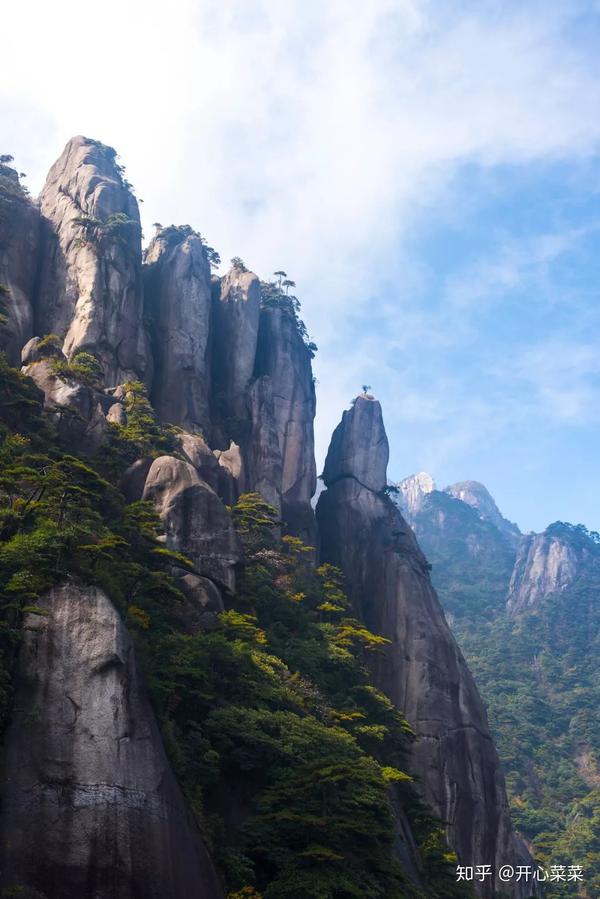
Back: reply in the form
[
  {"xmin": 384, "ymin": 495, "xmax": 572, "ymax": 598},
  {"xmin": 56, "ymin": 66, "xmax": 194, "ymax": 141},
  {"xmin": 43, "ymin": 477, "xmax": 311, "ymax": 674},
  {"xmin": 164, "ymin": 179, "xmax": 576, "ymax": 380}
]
[
  {"xmin": 393, "ymin": 471, "xmax": 436, "ymax": 523},
  {"xmin": 317, "ymin": 395, "xmax": 535, "ymax": 899},
  {"xmin": 507, "ymin": 523, "xmax": 598, "ymax": 613},
  {"xmin": 144, "ymin": 226, "xmax": 212, "ymax": 433},
  {"xmin": 0, "ymin": 582, "xmax": 223, "ymax": 899},
  {"xmin": 36, "ymin": 136, "xmax": 151, "ymax": 386},
  {"xmin": 445, "ymin": 479, "xmax": 521, "ymax": 547}
]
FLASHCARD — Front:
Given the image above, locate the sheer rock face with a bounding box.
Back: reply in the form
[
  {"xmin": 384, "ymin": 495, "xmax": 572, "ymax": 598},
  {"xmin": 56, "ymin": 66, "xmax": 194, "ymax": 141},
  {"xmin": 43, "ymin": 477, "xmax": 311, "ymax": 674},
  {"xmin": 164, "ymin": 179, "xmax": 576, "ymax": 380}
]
[
  {"xmin": 0, "ymin": 167, "xmax": 39, "ymax": 364},
  {"xmin": 211, "ymin": 265, "xmax": 261, "ymax": 422},
  {"xmin": 394, "ymin": 471, "xmax": 436, "ymax": 523},
  {"xmin": 252, "ymin": 307, "xmax": 317, "ymax": 545},
  {"xmin": 144, "ymin": 228, "xmax": 212, "ymax": 432},
  {"xmin": 0, "ymin": 581, "xmax": 223, "ymax": 899},
  {"xmin": 36, "ymin": 136, "xmax": 150, "ymax": 386},
  {"xmin": 142, "ymin": 456, "xmax": 240, "ymax": 591},
  {"xmin": 210, "ymin": 270, "xmax": 317, "ymax": 544},
  {"xmin": 445, "ymin": 480, "xmax": 521, "ymax": 547},
  {"xmin": 322, "ymin": 395, "xmax": 388, "ymax": 493},
  {"xmin": 507, "ymin": 526, "xmax": 597, "ymax": 614},
  {"xmin": 317, "ymin": 396, "xmax": 531, "ymax": 898}
]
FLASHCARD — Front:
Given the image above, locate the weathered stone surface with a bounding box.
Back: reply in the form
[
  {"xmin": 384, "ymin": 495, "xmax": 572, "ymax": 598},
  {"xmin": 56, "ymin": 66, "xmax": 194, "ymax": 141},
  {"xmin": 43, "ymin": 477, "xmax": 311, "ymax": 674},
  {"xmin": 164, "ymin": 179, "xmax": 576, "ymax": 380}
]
[
  {"xmin": 142, "ymin": 456, "xmax": 240, "ymax": 591},
  {"xmin": 177, "ymin": 432, "xmax": 221, "ymax": 494},
  {"xmin": 211, "ymin": 264, "xmax": 261, "ymax": 422},
  {"xmin": 253, "ymin": 307, "xmax": 317, "ymax": 545},
  {"xmin": 0, "ymin": 581, "xmax": 223, "ymax": 899},
  {"xmin": 175, "ymin": 573, "xmax": 225, "ymax": 633},
  {"xmin": 145, "ymin": 227, "xmax": 212, "ymax": 432},
  {"xmin": 507, "ymin": 524, "xmax": 598, "ymax": 613},
  {"xmin": 445, "ymin": 479, "xmax": 521, "ymax": 546},
  {"xmin": 0, "ymin": 165, "xmax": 39, "ymax": 365},
  {"xmin": 35, "ymin": 136, "xmax": 151, "ymax": 386},
  {"xmin": 21, "ymin": 335, "xmax": 65, "ymax": 366},
  {"xmin": 317, "ymin": 396, "xmax": 533, "ymax": 898},
  {"xmin": 394, "ymin": 471, "xmax": 436, "ymax": 522},
  {"xmin": 121, "ymin": 457, "xmax": 155, "ymax": 503},
  {"xmin": 214, "ymin": 440, "xmax": 243, "ymax": 482},
  {"xmin": 322, "ymin": 394, "xmax": 388, "ymax": 493},
  {"xmin": 23, "ymin": 359, "xmax": 116, "ymax": 452}
]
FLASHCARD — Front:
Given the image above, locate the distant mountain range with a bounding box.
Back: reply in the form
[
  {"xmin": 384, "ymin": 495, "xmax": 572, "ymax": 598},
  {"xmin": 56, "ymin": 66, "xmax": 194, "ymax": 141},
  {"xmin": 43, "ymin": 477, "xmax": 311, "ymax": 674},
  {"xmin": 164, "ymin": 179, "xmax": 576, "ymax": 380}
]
[{"xmin": 392, "ymin": 474, "xmax": 600, "ymax": 898}]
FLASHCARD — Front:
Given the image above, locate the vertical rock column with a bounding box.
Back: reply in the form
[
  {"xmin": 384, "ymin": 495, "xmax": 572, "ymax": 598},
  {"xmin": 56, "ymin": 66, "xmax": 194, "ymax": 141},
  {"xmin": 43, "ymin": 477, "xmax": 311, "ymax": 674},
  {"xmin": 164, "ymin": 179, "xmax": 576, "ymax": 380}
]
[
  {"xmin": 35, "ymin": 135, "xmax": 151, "ymax": 386},
  {"xmin": 0, "ymin": 163, "xmax": 39, "ymax": 364},
  {"xmin": 316, "ymin": 394, "xmax": 531, "ymax": 899},
  {"xmin": 252, "ymin": 306, "xmax": 317, "ymax": 546},
  {"xmin": 144, "ymin": 226, "xmax": 212, "ymax": 433}
]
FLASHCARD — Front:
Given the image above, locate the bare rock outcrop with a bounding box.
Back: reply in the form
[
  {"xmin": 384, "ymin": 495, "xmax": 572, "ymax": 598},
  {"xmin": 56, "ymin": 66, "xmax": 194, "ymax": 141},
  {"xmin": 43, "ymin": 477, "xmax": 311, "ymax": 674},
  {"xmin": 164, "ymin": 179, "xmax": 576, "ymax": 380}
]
[
  {"xmin": 0, "ymin": 164, "xmax": 39, "ymax": 364},
  {"xmin": 394, "ymin": 471, "xmax": 436, "ymax": 523},
  {"xmin": 507, "ymin": 522, "xmax": 598, "ymax": 613},
  {"xmin": 316, "ymin": 395, "xmax": 533, "ymax": 898},
  {"xmin": 142, "ymin": 456, "xmax": 240, "ymax": 591},
  {"xmin": 144, "ymin": 226, "xmax": 212, "ymax": 432},
  {"xmin": 445, "ymin": 479, "xmax": 521, "ymax": 547},
  {"xmin": 252, "ymin": 306, "xmax": 317, "ymax": 545},
  {"xmin": 211, "ymin": 264, "xmax": 261, "ymax": 423},
  {"xmin": 321, "ymin": 393, "xmax": 387, "ymax": 493},
  {"xmin": 35, "ymin": 136, "xmax": 150, "ymax": 386},
  {"xmin": 22, "ymin": 358, "xmax": 118, "ymax": 453},
  {"xmin": 0, "ymin": 581, "xmax": 223, "ymax": 899}
]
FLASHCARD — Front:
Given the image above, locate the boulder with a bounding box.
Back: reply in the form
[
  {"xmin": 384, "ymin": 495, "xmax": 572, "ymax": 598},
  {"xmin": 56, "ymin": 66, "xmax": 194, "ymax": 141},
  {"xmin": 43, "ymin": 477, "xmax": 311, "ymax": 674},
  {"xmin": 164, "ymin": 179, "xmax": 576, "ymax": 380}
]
[{"xmin": 142, "ymin": 456, "xmax": 240, "ymax": 591}]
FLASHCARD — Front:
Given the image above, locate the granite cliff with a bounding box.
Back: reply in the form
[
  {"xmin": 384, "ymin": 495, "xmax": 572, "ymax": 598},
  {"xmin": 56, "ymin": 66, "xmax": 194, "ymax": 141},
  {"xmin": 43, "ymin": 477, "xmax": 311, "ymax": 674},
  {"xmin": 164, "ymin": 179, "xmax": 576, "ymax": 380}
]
[
  {"xmin": 0, "ymin": 138, "xmax": 536, "ymax": 897},
  {"xmin": 317, "ymin": 396, "xmax": 532, "ymax": 899}
]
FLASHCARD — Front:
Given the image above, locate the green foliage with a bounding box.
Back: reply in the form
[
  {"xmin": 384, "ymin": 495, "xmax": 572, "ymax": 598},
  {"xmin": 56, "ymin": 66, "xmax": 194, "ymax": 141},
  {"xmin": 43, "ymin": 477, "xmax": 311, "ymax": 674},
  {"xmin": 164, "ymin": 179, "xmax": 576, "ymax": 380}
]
[
  {"xmin": 259, "ymin": 280, "xmax": 317, "ymax": 357},
  {"xmin": 72, "ymin": 211, "xmax": 141, "ymax": 252},
  {"xmin": 98, "ymin": 380, "xmax": 177, "ymax": 475},
  {"xmin": 414, "ymin": 491, "xmax": 600, "ymax": 896},
  {"xmin": 0, "ymin": 358, "xmax": 467, "ymax": 898},
  {"xmin": 52, "ymin": 351, "xmax": 104, "ymax": 388},
  {"xmin": 35, "ymin": 334, "xmax": 63, "ymax": 355},
  {"xmin": 136, "ymin": 491, "xmax": 467, "ymax": 898},
  {"xmin": 151, "ymin": 224, "xmax": 221, "ymax": 267}
]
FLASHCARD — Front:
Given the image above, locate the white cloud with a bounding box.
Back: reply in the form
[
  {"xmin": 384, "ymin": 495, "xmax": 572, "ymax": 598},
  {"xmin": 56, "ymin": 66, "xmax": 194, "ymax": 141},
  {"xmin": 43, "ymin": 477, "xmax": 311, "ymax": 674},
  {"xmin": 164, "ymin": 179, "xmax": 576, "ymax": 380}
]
[{"xmin": 2, "ymin": 0, "xmax": 600, "ymax": 495}]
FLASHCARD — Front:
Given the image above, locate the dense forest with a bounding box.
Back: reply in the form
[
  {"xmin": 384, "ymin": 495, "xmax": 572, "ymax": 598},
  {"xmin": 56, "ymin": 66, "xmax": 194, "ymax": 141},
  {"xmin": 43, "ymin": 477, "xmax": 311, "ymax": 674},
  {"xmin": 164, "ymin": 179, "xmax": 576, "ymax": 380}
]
[
  {"xmin": 0, "ymin": 354, "xmax": 469, "ymax": 899},
  {"xmin": 405, "ymin": 487, "xmax": 600, "ymax": 898}
]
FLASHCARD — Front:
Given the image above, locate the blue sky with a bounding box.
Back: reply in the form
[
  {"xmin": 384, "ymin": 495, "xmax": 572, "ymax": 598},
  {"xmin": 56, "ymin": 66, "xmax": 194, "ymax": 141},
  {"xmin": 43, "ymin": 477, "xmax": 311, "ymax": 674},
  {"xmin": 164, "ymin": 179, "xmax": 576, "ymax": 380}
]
[{"xmin": 2, "ymin": 0, "xmax": 600, "ymax": 532}]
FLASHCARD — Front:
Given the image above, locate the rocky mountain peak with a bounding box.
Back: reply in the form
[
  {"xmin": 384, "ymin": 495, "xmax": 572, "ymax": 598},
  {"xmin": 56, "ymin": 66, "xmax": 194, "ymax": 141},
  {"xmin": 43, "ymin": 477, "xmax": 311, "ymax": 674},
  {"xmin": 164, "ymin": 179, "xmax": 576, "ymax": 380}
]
[
  {"xmin": 507, "ymin": 521, "xmax": 599, "ymax": 614},
  {"xmin": 40, "ymin": 135, "xmax": 139, "ymax": 223},
  {"xmin": 394, "ymin": 471, "xmax": 436, "ymax": 520},
  {"xmin": 445, "ymin": 479, "xmax": 521, "ymax": 544},
  {"xmin": 36, "ymin": 135, "xmax": 150, "ymax": 385},
  {"xmin": 321, "ymin": 393, "xmax": 389, "ymax": 492}
]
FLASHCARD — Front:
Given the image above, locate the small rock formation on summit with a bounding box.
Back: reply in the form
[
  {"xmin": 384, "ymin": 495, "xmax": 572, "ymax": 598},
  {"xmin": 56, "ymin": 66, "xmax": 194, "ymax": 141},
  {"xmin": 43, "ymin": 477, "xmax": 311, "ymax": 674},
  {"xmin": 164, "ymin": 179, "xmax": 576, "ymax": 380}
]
[
  {"xmin": 317, "ymin": 395, "xmax": 533, "ymax": 898},
  {"xmin": 507, "ymin": 521, "xmax": 599, "ymax": 614},
  {"xmin": 0, "ymin": 162, "xmax": 39, "ymax": 365},
  {"xmin": 35, "ymin": 136, "xmax": 151, "ymax": 385},
  {"xmin": 144, "ymin": 226, "xmax": 212, "ymax": 432},
  {"xmin": 0, "ymin": 582, "xmax": 223, "ymax": 899}
]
